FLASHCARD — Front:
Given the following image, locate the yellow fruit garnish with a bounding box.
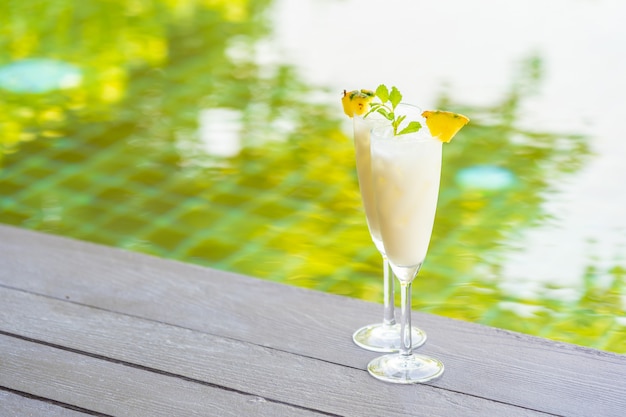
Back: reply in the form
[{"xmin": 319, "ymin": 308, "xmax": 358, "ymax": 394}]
[
  {"xmin": 421, "ymin": 110, "xmax": 470, "ymax": 143},
  {"xmin": 341, "ymin": 89, "xmax": 375, "ymax": 117}
]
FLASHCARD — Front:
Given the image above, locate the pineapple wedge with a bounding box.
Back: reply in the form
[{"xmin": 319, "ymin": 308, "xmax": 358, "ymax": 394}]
[
  {"xmin": 341, "ymin": 89, "xmax": 375, "ymax": 117},
  {"xmin": 421, "ymin": 110, "xmax": 470, "ymax": 143}
]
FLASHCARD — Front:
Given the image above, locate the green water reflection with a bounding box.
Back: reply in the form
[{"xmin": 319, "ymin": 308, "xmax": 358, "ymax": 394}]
[{"xmin": 1, "ymin": 0, "xmax": 624, "ymax": 353}]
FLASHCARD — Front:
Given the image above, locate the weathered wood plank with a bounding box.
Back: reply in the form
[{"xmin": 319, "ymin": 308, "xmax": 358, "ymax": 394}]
[
  {"xmin": 0, "ymin": 287, "xmax": 548, "ymax": 417},
  {"xmin": 0, "ymin": 335, "xmax": 325, "ymax": 417},
  {"xmin": 0, "ymin": 389, "xmax": 92, "ymax": 417},
  {"xmin": 1, "ymin": 225, "xmax": 625, "ymax": 417}
]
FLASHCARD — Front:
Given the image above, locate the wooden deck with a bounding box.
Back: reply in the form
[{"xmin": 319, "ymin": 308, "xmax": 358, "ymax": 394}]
[{"xmin": 1, "ymin": 224, "xmax": 625, "ymax": 417}]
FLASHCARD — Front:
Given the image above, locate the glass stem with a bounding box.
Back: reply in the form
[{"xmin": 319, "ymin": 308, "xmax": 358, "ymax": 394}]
[
  {"xmin": 400, "ymin": 280, "xmax": 413, "ymax": 356},
  {"xmin": 382, "ymin": 255, "xmax": 396, "ymax": 327}
]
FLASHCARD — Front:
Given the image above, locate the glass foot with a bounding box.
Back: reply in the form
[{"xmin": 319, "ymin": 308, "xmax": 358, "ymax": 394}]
[
  {"xmin": 352, "ymin": 323, "xmax": 427, "ymax": 353},
  {"xmin": 367, "ymin": 353, "xmax": 444, "ymax": 384}
]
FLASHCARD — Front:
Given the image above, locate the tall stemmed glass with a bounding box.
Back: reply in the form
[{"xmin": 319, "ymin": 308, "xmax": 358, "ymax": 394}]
[
  {"xmin": 366, "ymin": 116, "xmax": 445, "ymax": 383},
  {"xmin": 351, "ymin": 105, "xmax": 426, "ymax": 352}
]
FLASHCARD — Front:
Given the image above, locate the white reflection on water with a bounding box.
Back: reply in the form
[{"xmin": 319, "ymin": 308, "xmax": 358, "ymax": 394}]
[
  {"xmin": 0, "ymin": 58, "xmax": 82, "ymax": 93},
  {"xmin": 456, "ymin": 165, "xmax": 516, "ymax": 191},
  {"xmin": 198, "ymin": 108, "xmax": 243, "ymax": 158},
  {"xmin": 269, "ymin": 0, "xmax": 626, "ymax": 292}
]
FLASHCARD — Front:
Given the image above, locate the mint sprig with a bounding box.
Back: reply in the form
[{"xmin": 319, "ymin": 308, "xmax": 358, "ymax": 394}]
[{"xmin": 364, "ymin": 84, "xmax": 422, "ymax": 136}]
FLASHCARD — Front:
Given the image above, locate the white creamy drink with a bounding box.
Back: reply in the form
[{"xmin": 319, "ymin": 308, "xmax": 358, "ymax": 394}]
[
  {"xmin": 350, "ymin": 104, "xmax": 429, "ymax": 353},
  {"xmin": 370, "ymin": 126, "xmax": 442, "ymax": 275},
  {"xmin": 353, "ymin": 105, "xmax": 422, "ymax": 253},
  {"xmin": 353, "ymin": 115, "xmax": 383, "ymax": 251}
]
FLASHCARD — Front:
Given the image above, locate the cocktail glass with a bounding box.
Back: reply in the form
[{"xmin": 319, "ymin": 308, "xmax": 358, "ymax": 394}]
[
  {"xmin": 351, "ymin": 104, "xmax": 427, "ymax": 352},
  {"xmin": 366, "ymin": 115, "xmax": 445, "ymax": 383}
]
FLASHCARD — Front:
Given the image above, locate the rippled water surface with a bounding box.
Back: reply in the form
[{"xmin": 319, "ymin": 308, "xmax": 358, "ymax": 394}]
[{"xmin": 1, "ymin": 0, "xmax": 624, "ymax": 353}]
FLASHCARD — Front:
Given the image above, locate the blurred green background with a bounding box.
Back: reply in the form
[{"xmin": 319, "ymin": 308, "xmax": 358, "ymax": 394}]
[{"xmin": 1, "ymin": 0, "xmax": 624, "ymax": 353}]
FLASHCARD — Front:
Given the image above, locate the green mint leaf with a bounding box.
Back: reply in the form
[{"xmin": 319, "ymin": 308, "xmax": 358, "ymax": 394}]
[
  {"xmin": 398, "ymin": 121, "xmax": 422, "ymax": 135},
  {"xmin": 375, "ymin": 84, "xmax": 389, "ymax": 103},
  {"xmin": 389, "ymin": 86, "xmax": 402, "ymax": 109},
  {"xmin": 377, "ymin": 108, "xmax": 393, "ymax": 120},
  {"xmin": 365, "ymin": 85, "xmax": 420, "ymax": 136}
]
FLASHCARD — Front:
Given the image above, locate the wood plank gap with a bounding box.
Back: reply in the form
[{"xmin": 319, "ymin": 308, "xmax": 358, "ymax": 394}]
[
  {"xmin": 428, "ymin": 387, "xmax": 563, "ymax": 417},
  {"xmin": 0, "ymin": 387, "xmax": 112, "ymax": 417},
  {"xmin": 1, "ymin": 335, "xmax": 329, "ymax": 417},
  {"xmin": 0, "ymin": 332, "xmax": 555, "ymax": 417},
  {"xmin": 0, "ymin": 282, "xmax": 366, "ymax": 372},
  {"xmin": 0, "ymin": 331, "xmax": 342, "ymax": 417}
]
